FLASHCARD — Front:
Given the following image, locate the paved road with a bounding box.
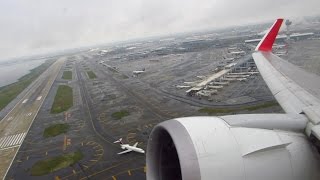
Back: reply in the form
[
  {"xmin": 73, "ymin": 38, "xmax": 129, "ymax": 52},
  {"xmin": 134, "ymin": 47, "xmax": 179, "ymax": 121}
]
[
  {"xmin": 75, "ymin": 61, "xmax": 119, "ymax": 145},
  {"xmin": 0, "ymin": 57, "xmax": 65, "ymax": 180}
]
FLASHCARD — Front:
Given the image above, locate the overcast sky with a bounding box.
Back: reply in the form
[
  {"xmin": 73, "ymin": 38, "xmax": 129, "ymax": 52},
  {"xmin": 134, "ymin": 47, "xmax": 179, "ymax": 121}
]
[{"xmin": 1, "ymin": 0, "xmax": 320, "ymax": 60}]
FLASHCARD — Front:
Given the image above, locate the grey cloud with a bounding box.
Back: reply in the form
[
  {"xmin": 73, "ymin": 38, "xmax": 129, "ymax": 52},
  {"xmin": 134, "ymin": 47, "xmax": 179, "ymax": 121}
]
[{"xmin": 0, "ymin": 0, "xmax": 319, "ymax": 60}]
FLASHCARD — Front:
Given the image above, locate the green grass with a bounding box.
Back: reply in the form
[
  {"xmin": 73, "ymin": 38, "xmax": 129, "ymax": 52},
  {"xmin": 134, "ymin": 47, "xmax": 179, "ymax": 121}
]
[
  {"xmin": 30, "ymin": 150, "xmax": 84, "ymax": 176},
  {"xmin": 0, "ymin": 60, "xmax": 55, "ymax": 111},
  {"xmin": 43, "ymin": 123, "xmax": 70, "ymax": 138},
  {"xmin": 62, "ymin": 71, "xmax": 72, "ymax": 80},
  {"xmin": 198, "ymin": 101, "xmax": 279, "ymax": 115},
  {"xmin": 112, "ymin": 110, "xmax": 130, "ymax": 120},
  {"xmin": 86, "ymin": 71, "xmax": 97, "ymax": 79},
  {"xmin": 51, "ymin": 85, "xmax": 73, "ymax": 114}
]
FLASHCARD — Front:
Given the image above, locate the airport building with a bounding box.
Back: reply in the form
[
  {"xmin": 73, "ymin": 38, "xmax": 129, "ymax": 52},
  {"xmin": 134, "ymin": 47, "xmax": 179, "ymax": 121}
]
[
  {"xmin": 245, "ymin": 32, "xmax": 314, "ymax": 44},
  {"xmin": 185, "ymin": 54, "xmax": 258, "ymax": 98}
]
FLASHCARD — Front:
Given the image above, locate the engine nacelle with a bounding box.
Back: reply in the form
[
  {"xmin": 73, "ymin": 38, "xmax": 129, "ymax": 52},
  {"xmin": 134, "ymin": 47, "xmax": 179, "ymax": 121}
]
[{"xmin": 147, "ymin": 116, "xmax": 320, "ymax": 180}]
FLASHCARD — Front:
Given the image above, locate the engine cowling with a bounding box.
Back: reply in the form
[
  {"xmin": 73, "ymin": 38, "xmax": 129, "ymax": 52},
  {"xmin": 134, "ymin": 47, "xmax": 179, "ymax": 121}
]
[{"xmin": 147, "ymin": 116, "xmax": 320, "ymax": 180}]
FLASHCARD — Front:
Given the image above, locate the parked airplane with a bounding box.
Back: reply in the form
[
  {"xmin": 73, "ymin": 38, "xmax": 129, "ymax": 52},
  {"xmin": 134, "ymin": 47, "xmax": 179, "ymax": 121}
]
[
  {"xmin": 228, "ymin": 51, "xmax": 246, "ymax": 58},
  {"xmin": 113, "ymin": 138, "xmax": 145, "ymax": 155},
  {"xmin": 146, "ymin": 19, "xmax": 320, "ymax": 180},
  {"xmin": 273, "ymin": 44, "xmax": 286, "ymax": 49},
  {"xmin": 132, "ymin": 68, "xmax": 145, "ymax": 76},
  {"xmin": 275, "ymin": 51, "xmax": 287, "ymax": 56},
  {"xmin": 176, "ymin": 85, "xmax": 191, "ymax": 89}
]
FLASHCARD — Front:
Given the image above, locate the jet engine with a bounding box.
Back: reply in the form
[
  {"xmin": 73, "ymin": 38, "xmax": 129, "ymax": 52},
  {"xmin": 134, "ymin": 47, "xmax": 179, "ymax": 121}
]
[{"xmin": 146, "ymin": 116, "xmax": 320, "ymax": 180}]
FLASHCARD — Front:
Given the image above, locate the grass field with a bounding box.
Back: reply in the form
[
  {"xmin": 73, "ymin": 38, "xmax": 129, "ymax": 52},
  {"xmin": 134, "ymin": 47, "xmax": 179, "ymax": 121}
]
[
  {"xmin": 51, "ymin": 85, "xmax": 73, "ymax": 114},
  {"xmin": 62, "ymin": 71, "xmax": 72, "ymax": 80},
  {"xmin": 0, "ymin": 59, "xmax": 55, "ymax": 111},
  {"xmin": 43, "ymin": 123, "xmax": 70, "ymax": 138},
  {"xmin": 30, "ymin": 151, "xmax": 83, "ymax": 176},
  {"xmin": 198, "ymin": 101, "xmax": 279, "ymax": 115},
  {"xmin": 86, "ymin": 71, "xmax": 97, "ymax": 79},
  {"xmin": 112, "ymin": 110, "xmax": 130, "ymax": 120}
]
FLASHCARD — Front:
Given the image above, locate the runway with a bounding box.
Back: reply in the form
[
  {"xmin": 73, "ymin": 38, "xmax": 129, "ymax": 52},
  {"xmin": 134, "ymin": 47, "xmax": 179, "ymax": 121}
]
[
  {"xmin": 0, "ymin": 133, "xmax": 26, "ymax": 150},
  {"xmin": 0, "ymin": 57, "xmax": 65, "ymax": 180}
]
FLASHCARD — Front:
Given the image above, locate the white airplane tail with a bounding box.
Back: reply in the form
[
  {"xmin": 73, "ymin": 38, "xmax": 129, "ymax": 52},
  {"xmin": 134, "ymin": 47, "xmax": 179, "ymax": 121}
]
[{"xmin": 113, "ymin": 138, "xmax": 123, "ymax": 144}]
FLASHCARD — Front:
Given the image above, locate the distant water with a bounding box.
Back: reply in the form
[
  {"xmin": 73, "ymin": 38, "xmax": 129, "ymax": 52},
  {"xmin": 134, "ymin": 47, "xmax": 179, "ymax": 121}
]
[{"xmin": 0, "ymin": 59, "xmax": 46, "ymax": 88}]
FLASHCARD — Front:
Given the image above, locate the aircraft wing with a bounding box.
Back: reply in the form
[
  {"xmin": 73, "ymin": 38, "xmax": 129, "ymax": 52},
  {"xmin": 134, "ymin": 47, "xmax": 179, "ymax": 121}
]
[
  {"xmin": 252, "ymin": 19, "xmax": 320, "ymax": 114},
  {"xmin": 133, "ymin": 142, "xmax": 138, "ymax": 147},
  {"xmin": 117, "ymin": 149, "xmax": 132, "ymax": 155},
  {"xmin": 146, "ymin": 18, "xmax": 320, "ymax": 180}
]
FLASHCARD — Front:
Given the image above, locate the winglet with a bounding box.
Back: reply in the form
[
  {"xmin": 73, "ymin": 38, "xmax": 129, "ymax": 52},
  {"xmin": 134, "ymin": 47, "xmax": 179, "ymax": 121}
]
[{"xmin": 255, "ymin": 19, "xmax": 284, "ymax": 52}]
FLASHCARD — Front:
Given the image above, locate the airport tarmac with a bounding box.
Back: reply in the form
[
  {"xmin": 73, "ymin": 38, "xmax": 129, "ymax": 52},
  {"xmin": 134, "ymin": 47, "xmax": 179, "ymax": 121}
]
[
  {"xmin": 3, "ymin": 34, "xmax": 289, "ymax": 179},
  {"xmin": 0, "ymin": 58, "xmax": 65, "ymax": 179},
  {"xmin": 6, "ymin": 55, "xmax": 151, "ymax": 180},
  {"xmin": 286, "ymin": 39, "xmax": 320, "ymax": 75}
]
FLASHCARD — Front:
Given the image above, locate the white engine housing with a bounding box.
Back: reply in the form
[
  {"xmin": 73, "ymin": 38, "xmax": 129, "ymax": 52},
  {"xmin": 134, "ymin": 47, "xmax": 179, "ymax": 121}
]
[{"xmin": 147, "ymin": 116, "xmax": 320, "ymax": 180}]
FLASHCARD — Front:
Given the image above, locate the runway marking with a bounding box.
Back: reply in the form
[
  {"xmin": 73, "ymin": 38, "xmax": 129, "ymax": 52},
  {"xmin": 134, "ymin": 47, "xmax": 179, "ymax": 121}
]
[
  {"xmin": 22, "ymin": 99, "xmax": 28, "ymax": 104},
  {"xmin": 107, "ymin": 166, "xmax": 146, "ymax": 180},
  {"xmin": 0, "ymin": 132, "xmax": 26, "ymax": 149},
  {"xmin": 93, "ymin": 145, "xmax": 100, "ymax": 149},
  {"xmin": 36, "ymin": 96, "xmax": 42, "ymax": 101},
  {"xmin": 86, "ymin": 141, "xmax": 95, "ymax": 146},
  {"xmin": 95, "ymin": 149, "xmax": 103, "ymax": 153},
  {"xmin": 26, "ymin": 113, "xmax": 32, "ymax": 116},
  {"xmin": 76, "ymin": 158, "xmax": 139, "ymax": 180}
]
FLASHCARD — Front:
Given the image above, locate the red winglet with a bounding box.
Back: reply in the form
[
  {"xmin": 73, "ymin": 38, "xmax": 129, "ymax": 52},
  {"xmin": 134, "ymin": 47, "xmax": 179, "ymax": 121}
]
[{"xmin": 255, "ymin": 19, "xmax": 284, "ymax": 52}]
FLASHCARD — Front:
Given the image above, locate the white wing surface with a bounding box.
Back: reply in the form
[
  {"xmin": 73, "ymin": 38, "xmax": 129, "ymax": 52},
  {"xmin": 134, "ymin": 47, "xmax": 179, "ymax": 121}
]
[
  {"xmin": 252, "ymin": 19, "xmax": 320, "ymax": 114},
  {"xmin": 117, "ymin": 149, "xmax": 132, "ymax": 155}
]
